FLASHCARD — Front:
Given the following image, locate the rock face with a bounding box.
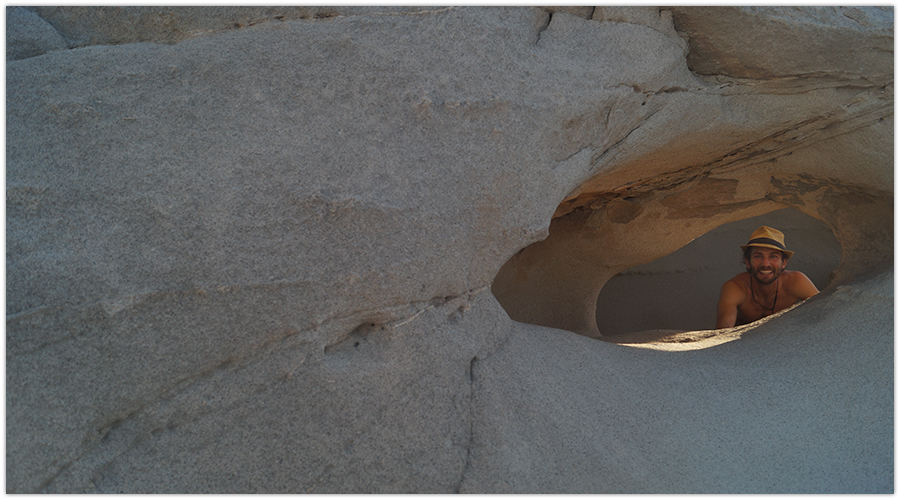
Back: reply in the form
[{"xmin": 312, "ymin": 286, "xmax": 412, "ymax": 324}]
[{"xmin": 6, "ymin": 6, "xmax": 893, "ymax": 493}]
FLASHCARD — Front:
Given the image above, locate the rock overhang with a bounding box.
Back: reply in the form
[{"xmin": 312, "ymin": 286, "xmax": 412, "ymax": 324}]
[
  {"xmin": 492, "ymin": 6, "xmax": 892, "ymax": 338},
  {"xmin": 6, "ymin": 6, "xmax": 893, "ymax": 494}
]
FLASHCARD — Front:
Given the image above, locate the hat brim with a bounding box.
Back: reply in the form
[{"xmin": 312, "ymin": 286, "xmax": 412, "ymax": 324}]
[{"xmin": 741, "ymin": 243, "xmax": 794, "ymax": 259}]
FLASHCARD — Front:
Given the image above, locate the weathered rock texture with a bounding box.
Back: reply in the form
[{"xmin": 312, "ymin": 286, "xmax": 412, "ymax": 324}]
[{"xmin": 7, "ymin": 6, "xmax": 893, "ymax": 493}]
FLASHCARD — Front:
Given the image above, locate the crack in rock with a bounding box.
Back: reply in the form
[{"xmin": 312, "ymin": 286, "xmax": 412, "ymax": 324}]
[
  {"xmin": 455, "ymin": 355, "xmax": 479, "ymax": 493},
  {"xmin": 321, "ymin": 286, "xmax": 490, "ymax": 359}
]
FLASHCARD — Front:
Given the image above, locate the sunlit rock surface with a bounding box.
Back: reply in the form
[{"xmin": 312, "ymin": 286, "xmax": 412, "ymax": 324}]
[{"xmin": 7, "ymin": 6, "xmax": 892, "ymax": 493}]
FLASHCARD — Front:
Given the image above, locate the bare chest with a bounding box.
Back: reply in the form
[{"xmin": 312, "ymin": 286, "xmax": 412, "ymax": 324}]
[{"xmin": 737, "ymin": 289, "xmax": 794, "ymax": 324}]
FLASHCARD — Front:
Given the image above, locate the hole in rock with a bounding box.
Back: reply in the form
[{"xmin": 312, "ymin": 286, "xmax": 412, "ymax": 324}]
[
  {"xmin": 491, "ymin": 203, "xmax": 842, "ymax": 347},
  {"xmin": 595, "ymin": 208, "xmax": 841, "ymax": 338}
]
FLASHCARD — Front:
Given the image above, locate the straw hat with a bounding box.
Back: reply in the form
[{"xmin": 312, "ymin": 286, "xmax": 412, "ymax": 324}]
[{"xmin": 740, "ymin": 226, "xmax": 794, "ymax": 258}]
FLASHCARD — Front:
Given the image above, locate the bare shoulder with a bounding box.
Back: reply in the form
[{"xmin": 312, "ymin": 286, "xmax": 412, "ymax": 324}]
[
  {"xmin": 781, "ymin": 270, "xmax": 820, "ymax": 298},
  {"xmin": 781, "ymin": 270, "xmax": 810, "ymax": 285},
  {"xmin": 720, "ymin": 273, "xmax": 749, "ymax": 301},
  {"xmin": 723, "ymin": 272, "xmax": 749, "ymax": 290}
]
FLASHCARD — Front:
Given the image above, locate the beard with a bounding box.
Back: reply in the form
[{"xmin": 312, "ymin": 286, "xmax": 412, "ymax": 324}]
[{"xmin": 750, "ymin": 263, "xmax": 783, "ymax": 284}]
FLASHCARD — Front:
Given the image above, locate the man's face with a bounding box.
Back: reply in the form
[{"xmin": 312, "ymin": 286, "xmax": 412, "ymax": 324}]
[{"xmin": 745, "ymin": 246, "xmax": 787, "ymax": 284}]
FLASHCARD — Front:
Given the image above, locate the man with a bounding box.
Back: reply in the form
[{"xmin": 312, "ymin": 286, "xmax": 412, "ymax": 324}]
[{"xmin": 716, "ymin": 226, "xmax": 819, "ymax": 329}]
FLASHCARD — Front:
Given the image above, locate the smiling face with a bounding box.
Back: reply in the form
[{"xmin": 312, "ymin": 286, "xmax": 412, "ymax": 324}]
[{"xmin": 744, "ymin": 246, "xmax": 787, "ymax": 284}]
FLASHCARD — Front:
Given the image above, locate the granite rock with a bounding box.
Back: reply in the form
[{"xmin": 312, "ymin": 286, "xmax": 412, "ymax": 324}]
[{"xmin": 6, "ymin": 6, "xmax": 893, "ymax": 493}]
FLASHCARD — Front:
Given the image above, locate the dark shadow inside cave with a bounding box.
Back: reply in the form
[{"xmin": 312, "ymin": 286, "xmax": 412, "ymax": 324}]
[{"xmin": 595, "ymin": 208, "xmax": 842, "ymax": 337}]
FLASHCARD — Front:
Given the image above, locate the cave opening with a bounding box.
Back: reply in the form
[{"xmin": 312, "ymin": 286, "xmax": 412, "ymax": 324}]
[
  {"xmin": 595, "ymin": 208, "xmax": 841, "ymax": 338},
  {"xmin": 491, "ymin": 198, "xmax": 843, "ymax": 343}
]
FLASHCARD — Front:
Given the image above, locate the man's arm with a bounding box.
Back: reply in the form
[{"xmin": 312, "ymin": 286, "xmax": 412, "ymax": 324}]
[{"xmin": 716, "ymin": 280, "xmax": 744, "ymax": 329}]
